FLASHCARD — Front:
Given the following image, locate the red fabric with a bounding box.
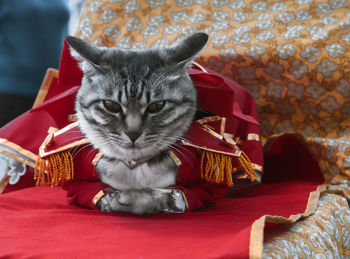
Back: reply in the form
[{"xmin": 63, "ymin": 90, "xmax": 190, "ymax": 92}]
[
  {"xmin": 0, "ymin": 39, "xmax": 325, "ymax": 258},
  {"xmin": 263, "ymin": 134, "xmax": 324, "ymax": 183},
  {"xmin": 0, "ymin": 180, "xmax": 319, "ymax": 259},
  {"xmin": 63, "ymin": 180, "xmax": 109, "ymax": 209}
]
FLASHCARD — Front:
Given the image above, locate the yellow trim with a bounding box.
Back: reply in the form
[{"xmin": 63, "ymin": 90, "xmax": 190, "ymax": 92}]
[
  {"xmin": 33, "ymin": 68, "xmax": 59, "ymax": 108},
  {"xmin": 181, "ymin": 140, "xmax": 241, "ymax": 157},
  {"xmin": 224, "ymin": 134, "xmax": 243, "ymax": 146},
  {"xmin": 92, "ymin": 190, "xmax": 105, "ymax": 205},
  {"xmin": 247, "ymin": 133, "xmax": 260, "ymax": 142},
  {"xmin": 53, "ymin": 121, "xmax": 79, "ymax": 137},
  {"xmin": 234, "ymin": 137, "xmax": 244, "ymax": 146},
  {"xmin": 68, "ymin": 114, "xmax": 78, "ymax": 122},
  {"xmin": 38, "ymin": 122, "xmax": 89, "ymax": 158},
  {"xmin": 220, "ymin": 117, "xmax": 226, "ymax": 137},
  {"xmin": 201, "ymin": 125, "xmax": 224, "ymax": 140},
  {"xmin": 169, "ymin": 151, "xmax": 182, "ymax": 166},
  {"xmin": 0, "ymin": 138, "xmax": 37, "ymax": 162},
  {"xmin": 0, "ymin": 173, "xmax": 9, "ymax": 194},
  {"xmin": 252, "ymin": 163, "xmax": 263, "ymax": 173},
  {"xmin": 92, "ymin": 153, "xmax": 103, "ymax": 166},
  {"xmin": 224, "ymin": 133, "xmax": 233, "ymax": 139},
  {"xmin": 0, "ymin": 139, "xmax": 38, "ymax": 193},
  {"xmin": 47, "ymin": 127, "xmax": 59, "ymax": 134},
  {"xmin": 178, "ymin": 190, "xmax": 189, "ymax": 210},
  {"xmin": 196, "ymin": 116, "xmax": 222, "ymax": 125},
  {"xmin": 0, "ymin": 148, "xmax": 36, "ymax": 168},
  {"xmin": 39, "ymin": 139, "xmax": 89, "ymax": 158}
]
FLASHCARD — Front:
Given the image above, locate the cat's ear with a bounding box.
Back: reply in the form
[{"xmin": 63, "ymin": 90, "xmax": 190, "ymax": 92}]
[
  {"xmin": 65, "ymin": 36, "xmax": 105, "ymax": 73},
  {"xmin": 168, "ymin": 32, "xmax": 208, "ymax": 68}
]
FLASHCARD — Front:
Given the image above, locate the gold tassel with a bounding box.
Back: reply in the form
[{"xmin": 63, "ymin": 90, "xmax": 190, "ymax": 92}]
[
  {"xmin": 200, "ymin": 150, "xmax": 259, "ymax": 186},
  {"xmin": 238, "ymin": 152, "xmax": 259, "ymax": 182},
  {"xmin": 34, "ymin": 151, "xmax": 74, "ymax": 187},
  {"xmin": 200, "ymin": 150, "xmax": 234, "ymax": 186}
]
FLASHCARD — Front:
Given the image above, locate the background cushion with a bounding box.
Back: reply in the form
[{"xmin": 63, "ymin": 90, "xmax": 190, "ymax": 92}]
[{"xmin": 74, "ymin": 0, "xmax": 350, "ymax": 139}]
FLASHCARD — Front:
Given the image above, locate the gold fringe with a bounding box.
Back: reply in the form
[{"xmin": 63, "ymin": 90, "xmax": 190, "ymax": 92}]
[
  {"xmin": 34, "ymin": 151, "xmax": 74, "ymax": 187},
  {"xmin": 200, "ymin": 150, "xmax": 234, "ymax": 186},
  {"xmin": 238, "ymin": 152, "xmax": 259, "ymax": 182},
  {"xmin": 200, "ymin": 150, "xmax": 259, "ymax": 186}
]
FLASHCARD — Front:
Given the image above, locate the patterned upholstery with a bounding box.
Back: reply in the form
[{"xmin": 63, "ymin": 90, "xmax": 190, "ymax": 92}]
[
  {"xmin": 264, "ymin": 189, "xmax": 350, "ymax": 258},
  {"xmin": 74, "ymin": 0, "xmax": 350, "ymax": 257}
]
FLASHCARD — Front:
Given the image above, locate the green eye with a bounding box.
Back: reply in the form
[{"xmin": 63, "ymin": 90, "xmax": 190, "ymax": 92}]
[
  {"xmin": 103, "ymin": 100, "xmax": 122, "ymax": 113},
  {"xmin": 147, "ymin": 101, "xmax": 166, "ymax": 113}
]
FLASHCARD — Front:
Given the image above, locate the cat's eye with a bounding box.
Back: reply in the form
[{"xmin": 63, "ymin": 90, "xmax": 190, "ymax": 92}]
[
  {"xmin": 103, "ymin": 100, "xmax": 122, "ymax": 113},
  {"xmin": 147, "ymin": 101, "xmax": 166, "ymax": 113}
]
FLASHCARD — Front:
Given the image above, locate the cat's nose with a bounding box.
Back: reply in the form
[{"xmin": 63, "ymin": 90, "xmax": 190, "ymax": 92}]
[{"xmin": 126, "ymin": 132, "xmax": 141, "ymax": 143}]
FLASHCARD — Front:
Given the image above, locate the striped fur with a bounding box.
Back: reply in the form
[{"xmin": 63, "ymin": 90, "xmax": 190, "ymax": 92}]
[{"xmin": 67, "ymin": 33, "xmax": 208, "ymax": 214}]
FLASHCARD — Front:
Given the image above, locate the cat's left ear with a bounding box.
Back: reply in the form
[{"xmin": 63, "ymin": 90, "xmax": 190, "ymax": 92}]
[
  {"xmin": 167, "ymin": 32, "xmax": 208, "ymax": 68},
  {"xmin": 65, "ymin": 36, "xmax": 105, "ymax": 73}
]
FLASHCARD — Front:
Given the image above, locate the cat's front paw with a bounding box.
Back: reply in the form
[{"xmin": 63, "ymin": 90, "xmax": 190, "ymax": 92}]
[{"xmin": 98, "ymin": 188, "xmax": 187, "ymax": 214}]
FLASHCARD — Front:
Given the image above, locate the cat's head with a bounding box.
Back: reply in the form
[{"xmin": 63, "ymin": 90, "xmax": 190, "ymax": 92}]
[{"xmin": 67, "ymin": 33, "xmax": 208, "ymax": 161}]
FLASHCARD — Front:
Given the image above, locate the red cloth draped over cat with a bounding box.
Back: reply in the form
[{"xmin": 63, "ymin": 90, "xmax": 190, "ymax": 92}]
[{"xmin": 0, "ymin": 40, "xmax": 263, "ymax": 212}]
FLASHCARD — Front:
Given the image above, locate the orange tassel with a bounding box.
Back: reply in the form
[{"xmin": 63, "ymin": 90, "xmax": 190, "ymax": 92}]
[
  {"xmin": 200, "ymin": 150, "xmax": 234, "ymax": 186},
  {"xmin": 34, "ymin": 151, "xmax": 74, "ymax": 187},
  {"xmin": 200, "ymin": 150, "xmax": 259, "ymax": 186},
  {"xmin": 238, "ymin": 152, "xmax": 259, "ymax": 182}
]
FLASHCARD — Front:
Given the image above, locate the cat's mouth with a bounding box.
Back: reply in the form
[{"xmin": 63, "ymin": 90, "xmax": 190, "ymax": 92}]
[
  {"xmin": 123, "ymin": 142, "xmax": 144, "ymax": 149},
  {"xmin": 118, "ymin": 140, "xmax": 169, "ymax": 160}
]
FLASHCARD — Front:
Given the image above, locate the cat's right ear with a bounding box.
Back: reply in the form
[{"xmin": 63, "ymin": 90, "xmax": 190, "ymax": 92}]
[
  {"xmin": 168, "ymin": 32, "xmax": 208, "ymax": 69},
  {"xmin": 65, "ymin": 36, "xmax": 105, "ymax": 73}
]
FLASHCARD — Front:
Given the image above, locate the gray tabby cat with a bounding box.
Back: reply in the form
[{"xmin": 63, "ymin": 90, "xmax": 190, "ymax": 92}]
[{"xmin": 66, "ymin": 33, "xmax": 208, "ymax": 214}]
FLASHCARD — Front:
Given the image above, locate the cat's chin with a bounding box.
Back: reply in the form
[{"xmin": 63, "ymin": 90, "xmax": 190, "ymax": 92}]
[{"xmin": 100, "ymin": 144, "xmax": 161, "ymax": 162}]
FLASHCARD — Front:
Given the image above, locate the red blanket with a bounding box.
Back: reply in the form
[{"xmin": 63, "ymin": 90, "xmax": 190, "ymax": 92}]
[{"xmin": 0, "ymin": 180, "xmax": 319, "ymax": 258}]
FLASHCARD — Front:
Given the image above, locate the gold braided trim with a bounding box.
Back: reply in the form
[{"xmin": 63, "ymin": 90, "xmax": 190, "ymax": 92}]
[{"xmin": 34, "ymin": 151, "xmax": 74, "ymax": 187}]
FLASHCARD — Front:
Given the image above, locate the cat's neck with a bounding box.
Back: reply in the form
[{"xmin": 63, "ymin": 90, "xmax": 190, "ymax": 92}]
[{"xmin": 96, "ymin": 153, "xmax": 177, "ymax": 190}]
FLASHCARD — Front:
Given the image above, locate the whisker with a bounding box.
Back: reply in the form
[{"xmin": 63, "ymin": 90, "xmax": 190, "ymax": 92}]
[
  {"xmin": 149, "ymin": 139, "xmax": 197, "ymax": 164},
  {"xmin": 154, "ymin": 142, "xmax": 194, "ymax": 165},
  {"xmin": 84, "ymin": 146, "xmax": 100, "ymax": 160},
  {"xmin": 71, "ymin": 143, "xmax": 94, "ymax": 159}
]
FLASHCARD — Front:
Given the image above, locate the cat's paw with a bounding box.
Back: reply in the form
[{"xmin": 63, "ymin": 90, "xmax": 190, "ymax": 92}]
[{"xmin": 98, "ymin": 188, "xmax": 186, "ymax": 214}]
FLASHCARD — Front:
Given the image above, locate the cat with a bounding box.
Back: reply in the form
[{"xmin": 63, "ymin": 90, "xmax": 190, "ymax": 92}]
[{"xmin": 66, "ymin": 33, "xmax": 208, "ymax": 214}]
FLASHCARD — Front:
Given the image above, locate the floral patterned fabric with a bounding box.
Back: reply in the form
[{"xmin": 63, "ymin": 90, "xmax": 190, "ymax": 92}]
[
  {"xmin": 263, "ymin": 182, "xmax": 350, "ymax": 258},
  {"xmin": 74, "ymin": 0, "xmax": 350, "ymax": 258}
]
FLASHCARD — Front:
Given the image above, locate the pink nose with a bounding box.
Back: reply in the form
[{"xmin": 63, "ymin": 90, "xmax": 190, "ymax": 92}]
[{"xmin": 126, "ymin": 132, "xmax": 141, "ymax": 142}]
